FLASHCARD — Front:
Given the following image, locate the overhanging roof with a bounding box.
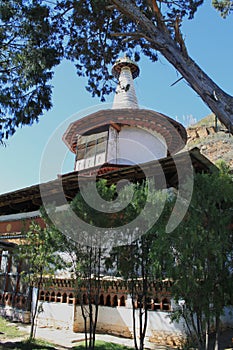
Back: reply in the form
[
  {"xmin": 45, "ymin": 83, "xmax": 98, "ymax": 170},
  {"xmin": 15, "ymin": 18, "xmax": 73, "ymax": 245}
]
[
  {"xmin": 0, "ymin": 148, "xmax": 215, "ymax": 216},
  {"xmin": 62, "ymin": 108, "xmax": 187, "ymax": 154}
]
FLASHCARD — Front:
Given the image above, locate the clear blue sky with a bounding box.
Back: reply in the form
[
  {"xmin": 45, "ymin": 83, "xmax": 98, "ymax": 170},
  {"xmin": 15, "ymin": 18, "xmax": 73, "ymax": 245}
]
[{"xmin": 1, "ymin": 1, "xmax": 232, "ymax": 195}]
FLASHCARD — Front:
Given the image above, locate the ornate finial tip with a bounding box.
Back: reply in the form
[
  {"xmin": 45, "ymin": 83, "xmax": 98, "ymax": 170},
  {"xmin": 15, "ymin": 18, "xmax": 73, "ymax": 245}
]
[{"xmin": 112, "ymin": 56, "xmax": 140, "ymax": 79}]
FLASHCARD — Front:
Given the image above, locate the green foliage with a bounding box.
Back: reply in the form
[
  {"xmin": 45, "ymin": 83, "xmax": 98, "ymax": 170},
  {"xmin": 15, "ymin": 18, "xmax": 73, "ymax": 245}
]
[
  {"xmin": 0, "ymin": 0, "xmax": 62, "ymax": 141},
  {"xmin": 102, "ymin": 180, "xmax": 171, "ymax": 350},
  {"xmin": 15, "ymin": 220, "xmax": 69, "ymax": 341},
  {"xmin": 73, "ymin": 340, "xmax": 133, "ymax": 349},
  {"xmin": 75, "ymin": 178, "xmax": 167, "ymax": 227},
  {"xmin": 16, "ymin": 222, "xmax": 66, "ymax": 284},
  {"xmin": 151, "ymin": 170, "xmax": 233, "ymax": 346},
  {"xmin": 212, "ymin": 0, "xmax": 233, "ymax": 17},
  {"xmin": 71, "ymin": 180, "xmax": 121, "ymax": 228},
  {"xmin": 0, "ymin": 316, "xmax": 57, "ymax": 349},
  {"xmin": 0, "ymin": 316, "xmax": 133, "ymax": 349},
  {"xmin": 12, "ymin": 339, "xmax": 57, "ymax": 350},
  {"xmin": 0, "ymin": 0, "xmax": 204, "ymax": 141},
  {"xmin": 0, "ymin": 316, "xmax": 27, "ymax": 339},
  {"xmin": 215, "ymin": 158, "xmax": 231, "ymax": 173}
]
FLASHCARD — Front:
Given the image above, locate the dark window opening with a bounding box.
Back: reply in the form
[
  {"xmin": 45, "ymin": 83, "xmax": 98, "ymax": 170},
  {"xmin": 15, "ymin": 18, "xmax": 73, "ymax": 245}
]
[
  {"xmin": 154, "ymin": 298, "xmax": 160, "ymax": 311},
  {"xmin": 162, "ymin": 298, "xmax": 170, "ymax": 311},
  {"xmin": 51, "ymin": 292, "xmax": 55, "ymax": 302},
  {"xmin": 99, "ymin": 294, "xmax": 104, "ymax": 306},
  {"xmin": 120, "ymin": 295, "xmax": 125, "ymax": 307},
  {"xmin": 62, "ymin": 293, "xmax": 67, "ymax": 303},
  {"xmin": 57, "ymin": 292, "xmax": 62, "ymax": 302},
  {"xmin": 105, "ymin": 295, "xmax": 111, "ymax": 307},
  {"xmin": 45, "ymin": 292, "xmax": 50, "ymax": 302},
  {"xmin": 112, "ymin": 295, "xmax": 118, "ymax": 307},
  {"xmin": 68, "ymin": 293, "xmax": 74, "ymax": 304}
]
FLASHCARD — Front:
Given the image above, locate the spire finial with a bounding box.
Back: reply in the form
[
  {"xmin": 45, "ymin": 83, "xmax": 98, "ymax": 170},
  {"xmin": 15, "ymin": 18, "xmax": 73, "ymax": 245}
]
[
  {"xmin": 112, "ymin": 56, "xmax": 140, "ymax": 80},
  {"xmin": 112, "ymin": 56, "xmax": 140, "ymax": 109}
]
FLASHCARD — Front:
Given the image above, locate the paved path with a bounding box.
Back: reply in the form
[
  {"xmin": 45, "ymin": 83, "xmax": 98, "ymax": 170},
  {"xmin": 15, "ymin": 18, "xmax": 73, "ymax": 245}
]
[
  {"xmin": 16, "ymin": 324, "xmax": 164, "ymax": 349},
  {"xmin": 2, "ymin": 322, "xmax": 233, "ymax": 349}
]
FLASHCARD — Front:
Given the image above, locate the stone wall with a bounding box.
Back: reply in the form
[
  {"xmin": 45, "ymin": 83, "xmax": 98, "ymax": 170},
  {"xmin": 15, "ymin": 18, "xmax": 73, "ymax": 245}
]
[{"xmin": 186, "ymin": 117, "xmax": 233, "ymax": 168}]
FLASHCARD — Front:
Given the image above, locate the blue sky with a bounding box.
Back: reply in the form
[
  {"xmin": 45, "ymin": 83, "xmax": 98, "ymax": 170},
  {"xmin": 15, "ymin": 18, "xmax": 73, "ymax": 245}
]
[{"xmin": 1, "ymin": 1, "xmax": 232, "ymax": 195}]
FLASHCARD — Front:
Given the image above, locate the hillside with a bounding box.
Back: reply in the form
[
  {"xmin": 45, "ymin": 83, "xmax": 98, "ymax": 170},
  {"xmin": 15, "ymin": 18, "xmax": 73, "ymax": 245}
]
[{"xmin": 186, "ymin": 114, "xmax": 233, "ymax": 168}]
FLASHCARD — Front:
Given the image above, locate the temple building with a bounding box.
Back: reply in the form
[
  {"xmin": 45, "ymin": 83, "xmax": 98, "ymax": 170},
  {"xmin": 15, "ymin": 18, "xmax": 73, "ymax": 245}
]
[
  {"xmin": 0, "ymin": 57, "xmax": 216, "ymax": 346},
  {"xmin": 63, "ymin": 57, "xmax": 186, "ymax": 173}
]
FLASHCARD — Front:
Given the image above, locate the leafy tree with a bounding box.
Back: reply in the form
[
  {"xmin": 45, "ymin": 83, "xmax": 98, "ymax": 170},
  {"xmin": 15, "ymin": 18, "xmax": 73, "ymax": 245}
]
[
  {"xmin": 72, "ymin": 243, "xmax": 103, "ymax": 350},
  {"xmin": 105, "ymin": 182, "xmax": 170, "ymax": 350},
  {"xmin": 41, "ymin": 180, "xmax": 120, "ymax": 350},
  {"xmin": 152, "ymin": 170, "xmax": 233, "ymax": 349},
  {"xmin": 15, "ymin": 221, "xmax": 66, "ymax": 341},
  {"xmin": 59, "ymin": 180, "xmax": 119, "ymax": 350},
  {"xmin": 1, "ymin": 0, "xmax": 233, "ymax": 142},
  {"xmin": 0, "ymin": 0, "xmax": 62, "ymax": 141},
  {"xmin": 54, "ymin": 178, "xmax": 165, "ymax": 350},
  {"xmin": 107, "ymin": 236, "xmax": 154, "ymax": 350}
]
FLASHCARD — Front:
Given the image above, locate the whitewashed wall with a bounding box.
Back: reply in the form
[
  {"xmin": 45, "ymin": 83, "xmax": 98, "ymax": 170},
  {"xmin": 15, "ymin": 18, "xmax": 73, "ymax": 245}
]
[
  {"xmin": 107, "ymin": 126, "xmax": 167, "ymax": 165},
  {"xmin": 36, "ymin": 302, "xmax": 74, "ymax": 330},
  {"xmin": 34, "ymin": 302, "xmax": 233, "ymax": 347},
  {"xmin": 36, "ymin": 302, "xmax": 185, "ymax": 346}
]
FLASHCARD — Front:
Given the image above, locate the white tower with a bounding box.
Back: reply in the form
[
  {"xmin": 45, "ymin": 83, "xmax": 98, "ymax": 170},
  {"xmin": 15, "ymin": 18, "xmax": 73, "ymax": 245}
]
[{"xmin": 112, "ymin": 56, "xmax": 139, "ymax": 109}]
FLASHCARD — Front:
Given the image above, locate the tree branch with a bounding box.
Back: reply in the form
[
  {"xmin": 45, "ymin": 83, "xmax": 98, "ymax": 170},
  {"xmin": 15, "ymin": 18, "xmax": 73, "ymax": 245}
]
[
  {"xmin": 110, "ymin": 0, "xmax": 233, "ymax": 133},
  {"xmin": 149, "ymin": 0, "xmax": 168, "ymax": 31},
  {"xmin": 174, "ymin": 15, "xmax": 188, "ymax": 58},
  {"xmin": 110, "ymin": 0, "xmax": 167, "ymax": 49},
  {"xmin": 111, "ymin": 31, "xmax": 143, "ymax": 37}
]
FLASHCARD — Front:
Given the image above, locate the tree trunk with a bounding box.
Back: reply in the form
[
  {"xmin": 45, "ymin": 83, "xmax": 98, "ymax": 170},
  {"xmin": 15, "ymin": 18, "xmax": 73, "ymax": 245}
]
[
  {"xmin": 189, "ymin": 310, "xmax": 203, "ymax": 349},
  {"xmin": 132, "ymin": 295, "xmax": 139, "ymax": 350},
  {"xmin": 141, "ymin": 304, "xmax": 148, "ymax": 350},
  {"xmin": 92, "ymin": 303, "xmax": 98, "ymax": 350},
  {"xmin": 88, "ymin": 247, "xmax": 93, "ymax": 350},
  {"xmin": 92, "ymin": 248, "xmax": 101, "ymax": 350},
  {"xmin": 80, "ymin": 303, "xmax": 88, "ymax": 349},
  {"xmin": 151, "ymin": 35, "xmax": 233, "ymax": 135},
  {"xmin": 139, "ymin": 303, "xmax": 143, "ymax": 350},
  {"xmin": 205, "ymin": 321, "xmax": 210, "ymax": 350},
  {"xmin": 88, "ymin": 303, "xmax": 93, "ymax": 349},
  {"xmin": 30, "ymin": 283, "xmax": 40, "ymax": 341},
  {"xmin": 214, "ymin": 314, "xmax": 220, "ymax": 350},
  {"xmin": 111, "ymin": 0, "xmax": 233, "ymax": 134},
  {"xmin": 139, "ymin": 303, "xmax": 148, "ymax": 350}
]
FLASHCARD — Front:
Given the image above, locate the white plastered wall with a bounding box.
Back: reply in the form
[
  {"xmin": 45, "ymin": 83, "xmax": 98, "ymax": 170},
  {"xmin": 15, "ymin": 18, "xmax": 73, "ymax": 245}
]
[{"xmin": 107, "ymin": 126, "xmax": 167, "ymax": 165}]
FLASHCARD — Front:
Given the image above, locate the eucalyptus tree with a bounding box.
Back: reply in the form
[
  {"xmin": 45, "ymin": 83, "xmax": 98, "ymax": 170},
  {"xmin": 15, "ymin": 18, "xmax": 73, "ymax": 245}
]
[
  {"xmin": 1, "ymin": 0, "xmax": 233, "ymax": 142},
  {"xmin": 152, "ymin": 169, "xmax": 233, "ymax": 349}
]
